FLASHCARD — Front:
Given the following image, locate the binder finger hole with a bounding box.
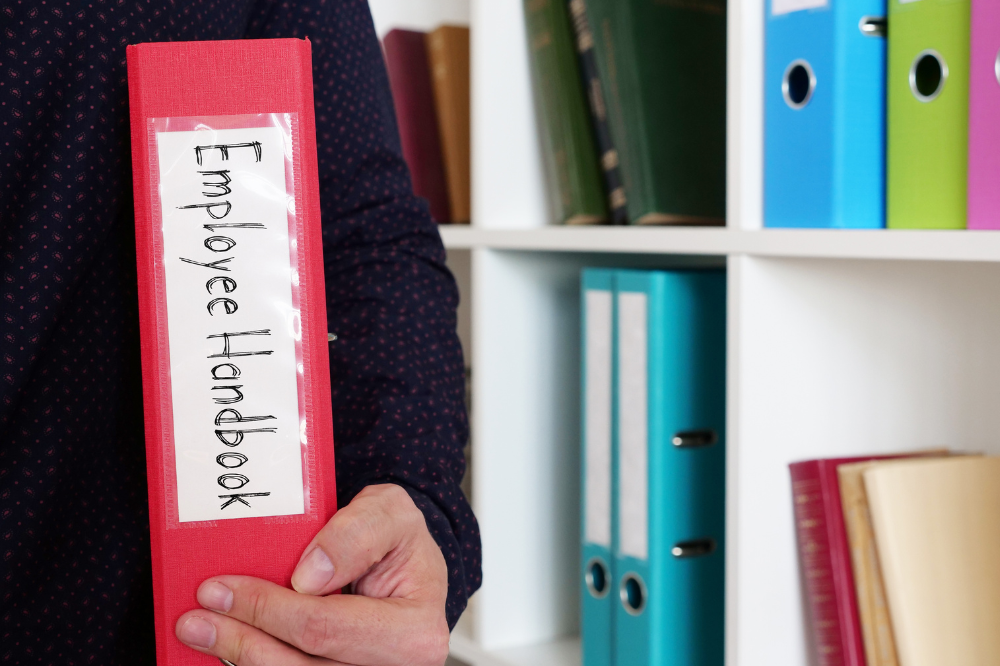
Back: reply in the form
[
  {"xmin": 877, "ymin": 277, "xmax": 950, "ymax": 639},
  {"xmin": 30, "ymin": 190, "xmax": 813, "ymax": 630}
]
[
  {"xmin": 671, "ymin": 538, "xmax": 717, "ymax": 558},
  {"xmin": 782, "ymin": 59, "xmax": 815, "ymax": 110},
  {"xmin": 620, "ymin": 573, "xmax": 647, "ymax": 616},
  {"xmin": 910, "ymin": 50, "xmax": 948, "ymax": 102},
  {"xmin": 672, "ymin": 429, "xmax": 717, "ymax": 448},
  {"xmin": 585, "ymin": 557, "xmax": 610, "ymax": 599},
  {"xmin": 994, "ymin": 48, "xmax": 1000, "ymax": 88}
]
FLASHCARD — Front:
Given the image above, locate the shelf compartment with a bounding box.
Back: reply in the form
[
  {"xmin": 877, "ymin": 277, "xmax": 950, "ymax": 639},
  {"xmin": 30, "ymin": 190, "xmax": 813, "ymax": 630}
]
[{"xmin": 729, "ymin": 256, "xmax": 1000, "ymax": 664}]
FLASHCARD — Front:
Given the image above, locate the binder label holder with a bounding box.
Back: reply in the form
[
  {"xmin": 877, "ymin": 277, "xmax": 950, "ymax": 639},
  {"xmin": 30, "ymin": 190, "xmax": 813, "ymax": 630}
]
[{"xmin": 142, "ymin": 113, "xmax": 319, "ymax": 526}]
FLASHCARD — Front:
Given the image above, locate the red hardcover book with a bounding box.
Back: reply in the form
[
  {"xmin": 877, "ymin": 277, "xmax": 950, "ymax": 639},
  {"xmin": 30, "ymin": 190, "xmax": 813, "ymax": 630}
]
[
  {"xmin": 127, "ymin": 39, "xmax": 337, "ymax": 664},
  {"xmin": 383, "ymin": 29, "xmax": 452, "ymax": 224},
  {"xmin": 789, "ymin": 457, "xmax": 884, "ymax": 666}
]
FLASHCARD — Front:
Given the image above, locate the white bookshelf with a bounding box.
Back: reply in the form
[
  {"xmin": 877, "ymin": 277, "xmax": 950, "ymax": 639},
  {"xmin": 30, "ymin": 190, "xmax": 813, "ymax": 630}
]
[
  {"xmin": 373, "ymin": 1, "xmax": 1000, "ymax": 665},
  {"xmin": 440, "ymin": 226, "xmax": 1000, "ymax": 262}
]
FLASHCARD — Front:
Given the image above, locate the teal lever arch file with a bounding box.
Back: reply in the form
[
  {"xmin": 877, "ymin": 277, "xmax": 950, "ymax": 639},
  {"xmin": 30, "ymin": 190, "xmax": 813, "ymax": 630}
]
[
  {"xmin": 613, "ymin": 270, "xmax": 726, "ymax": 666},
  {"xmin": 581, "ymin": 269, "xmax": 616, "ymax": 666}
]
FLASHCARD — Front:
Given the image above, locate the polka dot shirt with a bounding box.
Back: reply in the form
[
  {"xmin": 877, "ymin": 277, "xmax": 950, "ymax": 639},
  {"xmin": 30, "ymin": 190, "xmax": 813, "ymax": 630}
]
[{"xmin": 0, "ymin": 0, "xmax": 481, "ymax": 661}]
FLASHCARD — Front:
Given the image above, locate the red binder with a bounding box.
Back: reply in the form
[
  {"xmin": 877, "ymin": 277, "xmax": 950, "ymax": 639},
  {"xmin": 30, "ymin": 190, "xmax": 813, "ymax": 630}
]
[{"xmin": 127, "ymin": 39, "xmax": 337, "ymax": 665}]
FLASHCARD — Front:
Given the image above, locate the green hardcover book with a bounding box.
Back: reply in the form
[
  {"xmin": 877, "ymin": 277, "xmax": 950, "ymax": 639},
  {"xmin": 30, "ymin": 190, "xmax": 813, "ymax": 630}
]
[
  {"xmin": 886, "ymin": 0, "xmax": 970, "ymax": 229},
  {"xmin": 525, "ymin": 0, "xmax": 608, "ymax": 225},
  {"xmin": 584, "ymin": 0, "xmax": 726, "ymax": 225}
]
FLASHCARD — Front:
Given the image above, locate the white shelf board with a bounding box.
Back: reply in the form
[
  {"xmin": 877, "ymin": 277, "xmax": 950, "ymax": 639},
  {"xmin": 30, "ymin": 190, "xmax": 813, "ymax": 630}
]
[
  {"xmin": 367, "ymin": 0, "xmax": 469, "ymax": 38},
  {"xmin": 439, "ymin": 226, "xmax": 1000, "ymax": 262},
  {"xmin": 450, "ymin": 633, "xmax": 580, "ymax": 666}
]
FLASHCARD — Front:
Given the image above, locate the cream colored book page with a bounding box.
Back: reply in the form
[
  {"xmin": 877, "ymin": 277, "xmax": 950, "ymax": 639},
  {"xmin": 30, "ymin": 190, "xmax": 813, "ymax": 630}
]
[
  {"xmin": 864, "ymin": 458, "xmax": 1000, "ymax": 666},
  {"xmin": 838, "ymin": 462, "xmax": 899, "ymax": 666}
]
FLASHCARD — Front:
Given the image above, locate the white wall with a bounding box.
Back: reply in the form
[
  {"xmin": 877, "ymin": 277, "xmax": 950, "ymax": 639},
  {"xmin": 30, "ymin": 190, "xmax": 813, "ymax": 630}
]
[{"xmin": 367, "ymin": 0, "xmax": 470, "ymax": 38}]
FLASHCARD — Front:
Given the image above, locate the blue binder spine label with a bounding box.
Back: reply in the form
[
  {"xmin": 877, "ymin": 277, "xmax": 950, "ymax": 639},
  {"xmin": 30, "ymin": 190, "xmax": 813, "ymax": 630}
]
[
  {"xmin": 584, "ymin": 290, "xmax": 613, "ymax": 549},
  {"xmin": 617, "ymin": 292, "xmax": 649, "ymax": 562},
  {"xmin": 773, "ymin": 0, "xmax": 829, "ymax": 15}
]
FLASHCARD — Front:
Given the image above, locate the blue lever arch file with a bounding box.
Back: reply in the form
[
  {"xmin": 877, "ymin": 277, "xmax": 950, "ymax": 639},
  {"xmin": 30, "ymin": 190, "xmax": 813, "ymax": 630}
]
[
  {"xmin": 581, "ymin": 269, "xmax": 616, "ymax": 666},
  {"xmin": 764, "ymin": 0, "xmax": 887, "ymax": 228},
  {"xmin": 613, "ymin": 270, "xmax": 726, "ymax": 666}
]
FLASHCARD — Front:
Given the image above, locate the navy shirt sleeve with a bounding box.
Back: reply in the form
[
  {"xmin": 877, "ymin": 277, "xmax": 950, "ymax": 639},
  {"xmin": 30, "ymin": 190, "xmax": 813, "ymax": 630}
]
[{"xmin": 244, "ymin": 0, "xmax": 482, "ymax": 628}]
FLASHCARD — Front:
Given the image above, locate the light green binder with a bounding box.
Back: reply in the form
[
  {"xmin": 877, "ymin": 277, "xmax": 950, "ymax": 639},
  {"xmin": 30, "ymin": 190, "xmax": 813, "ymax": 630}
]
[{"xmin": 886, "ymin": 0, "xmax": 970, "ymax": 229}]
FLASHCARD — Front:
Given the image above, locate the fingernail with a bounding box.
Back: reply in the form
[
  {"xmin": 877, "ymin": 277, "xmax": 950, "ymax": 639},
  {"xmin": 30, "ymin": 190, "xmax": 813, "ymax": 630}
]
[
  {"xmin": 199, "ymin": 581, "xmax": 234, "ymax": 613},
  {"xmin": 178, "ymin": 616, "xmax": 217, "ymax": 649},
  {"xmin": 291, "ymin": 546, "xmax": 335, "ymax": 594}
]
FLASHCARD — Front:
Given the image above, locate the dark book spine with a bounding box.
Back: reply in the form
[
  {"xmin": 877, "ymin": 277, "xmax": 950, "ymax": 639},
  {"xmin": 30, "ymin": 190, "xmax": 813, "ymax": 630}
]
[
  {"xmin": 524, "ymin": 0, "xmax": 607, "ymax": 225},
  {"xmin": 790, "ymin": 462, "xmax": 849, "ymax": 666},
  {"xmin": 566, "ymin": 0, "xmax": 629, "ymax": 225},
  {"xmin": 383, "ymin": 29, "xmax": 453, "ymax": 224}
]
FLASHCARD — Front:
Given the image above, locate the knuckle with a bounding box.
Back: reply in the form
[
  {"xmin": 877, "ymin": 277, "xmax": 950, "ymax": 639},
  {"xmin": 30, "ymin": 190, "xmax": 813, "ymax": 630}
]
[
  {"xmin": 416, "ymin": 621, "xmax": 451, "ymax": 666},
  {"xmin": 382, "ymin": 482, "xmax": 409, "ymax": 504},
  {"xmin": 378, "ymin": 485, "xmax": 423, "ymax": 530},
  {"xmin": 405, "ymin": 501, "xmax": 427, "ymax": 533},
  {"xmin": 369, "ymin": 482, "xmax": 409, "ymax": 510},
  {"xmin": 342, "ymin": 511, "xmax": 380, "ymax": 557},
  {"xmin": 293, "ymin": 609, "xmax": 337, "ymax": 655},
  {"xmin": 233, "ymin": 629, "xmax": 267, "ymax": 666},
  {"xmin": 357, "ymin": 483, "xmax": 385, "ymax": 498},
  {"xmin": 245, "ymin": 587, "xmax": 270, "ymax": 629},
  {"xmin": 429, "ymin": 544, "xmax": 448, "ymax": 583}
]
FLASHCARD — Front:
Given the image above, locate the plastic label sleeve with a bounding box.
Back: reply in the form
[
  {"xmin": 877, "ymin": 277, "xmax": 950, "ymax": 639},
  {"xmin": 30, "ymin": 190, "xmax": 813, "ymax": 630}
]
[
  {"xmin": 618, "ymin": 291, "xmax": 649, "ymax": 561},
  {"xmin": 585, "ymin": 290, "xmax": 613, "ymax": 548},
  {"xmin": 772, "ymin": 0, "xmax": 829, "ymax": 16},
  {"xmin": 156, "ymin": 124, "xmax": 305, "ymax": 523}
]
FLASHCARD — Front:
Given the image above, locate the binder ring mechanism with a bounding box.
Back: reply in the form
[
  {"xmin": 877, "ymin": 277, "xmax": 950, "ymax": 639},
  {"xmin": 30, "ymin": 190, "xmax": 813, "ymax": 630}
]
[
  {"xmin": 910, "ymin": 50, "xmax": 948, "ymax": 102},
  {"xmin": 585, "ymin": 556, "xmax": 611, "ymax": 599},
  {"xmin": 620, "ymin": 573, "xmax": 648, "ymax": 616},
  {"xmin": 782, "ymin": 59, "xmax": 816, "ymax": 110},
  {"xmin": 672, "ymin": 538, "xmax": 717, "ymax": 559},
  {"xmin": 672, "ymin": 429, "xmax": 717, "ymax": 448},
  {"xmin": 858, "ymin": 16, "xmax": 887, "ymax": 38}
]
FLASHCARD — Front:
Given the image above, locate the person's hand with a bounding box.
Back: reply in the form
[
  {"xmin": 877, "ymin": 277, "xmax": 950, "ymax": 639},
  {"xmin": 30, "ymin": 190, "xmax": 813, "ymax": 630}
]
[{"xmin": 174, "ymin": 484, "xmax": 451, "ymax": 665}]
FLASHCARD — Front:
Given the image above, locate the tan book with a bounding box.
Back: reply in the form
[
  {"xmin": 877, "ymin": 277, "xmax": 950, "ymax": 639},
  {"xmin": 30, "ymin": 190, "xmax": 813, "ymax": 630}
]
[
  {"xmin": 838, "ymin": 462, "xmax": 904, "ymax": 666},
  {"xmin": 864, "ymin": 457, "xmax": 1000, "ymax": 666},
  {"xmin": 427, "ymin": 25, "xmax": 471, "ymax": 223},
  {"xmin": 838, "ymin": 451, "xmax": 951, "ymax": 666}
]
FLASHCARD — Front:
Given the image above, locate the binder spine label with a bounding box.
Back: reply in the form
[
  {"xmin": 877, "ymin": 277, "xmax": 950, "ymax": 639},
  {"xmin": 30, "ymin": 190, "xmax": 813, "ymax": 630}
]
[
  {"xmin": 617, "ymin": 292, "xmax": 648, "ymax": 560},
  {"xmin": 585, "ymin": 290, "xmax": 613, "ymax": 547},
  {"xmin": 146, "ymin": 114, "xmax": 313, "ymax": 525},
  {"xmin": 772, "ymin": 0, "xmax": 829, "ymax": 15}
]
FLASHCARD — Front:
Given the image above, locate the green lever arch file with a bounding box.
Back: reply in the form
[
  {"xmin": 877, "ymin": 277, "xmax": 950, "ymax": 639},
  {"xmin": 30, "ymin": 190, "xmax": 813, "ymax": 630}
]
[{"xmin": 886, "ymin": 0, "xmax": 970, "ymax": 229}]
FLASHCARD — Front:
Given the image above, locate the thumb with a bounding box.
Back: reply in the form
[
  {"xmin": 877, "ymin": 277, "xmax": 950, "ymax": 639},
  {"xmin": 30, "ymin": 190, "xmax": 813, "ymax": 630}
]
[{"xmin": 290, "ymin": 484, "xmax": 427, "ymax": 596}]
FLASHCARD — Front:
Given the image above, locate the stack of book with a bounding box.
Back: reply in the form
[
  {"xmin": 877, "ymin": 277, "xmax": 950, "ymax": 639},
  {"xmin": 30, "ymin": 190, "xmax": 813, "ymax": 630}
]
[
  {"xmin": 524, "ymin": 0, "xmax": 726, "ymax": 226},
  {"xmin": 383, "ymin": 25, "xmax": 470, "ymax": 225},
  {"xmin": 580, "ymin": 268, "xmax": 726, "ymax": 666},
  {"xmin": 790, "ymin": 453, "xmax": 1000, "ymax": 666},
  {"xmin": 765, "ymin": 0, "xmax": 1000, "ymax": 230}
]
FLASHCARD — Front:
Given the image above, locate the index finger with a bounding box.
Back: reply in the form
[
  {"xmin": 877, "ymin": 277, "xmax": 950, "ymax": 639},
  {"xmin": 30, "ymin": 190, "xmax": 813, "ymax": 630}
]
[{"xmin": 197, "ymin": 576, "xmax": 448, "ymax": 665}]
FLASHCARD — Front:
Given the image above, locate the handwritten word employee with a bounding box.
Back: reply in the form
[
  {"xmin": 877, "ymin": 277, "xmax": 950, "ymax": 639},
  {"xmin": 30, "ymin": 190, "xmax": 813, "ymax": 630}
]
[{"xmin": 0, "ymin": 1, "xmax": 480, "ymax": 664}]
